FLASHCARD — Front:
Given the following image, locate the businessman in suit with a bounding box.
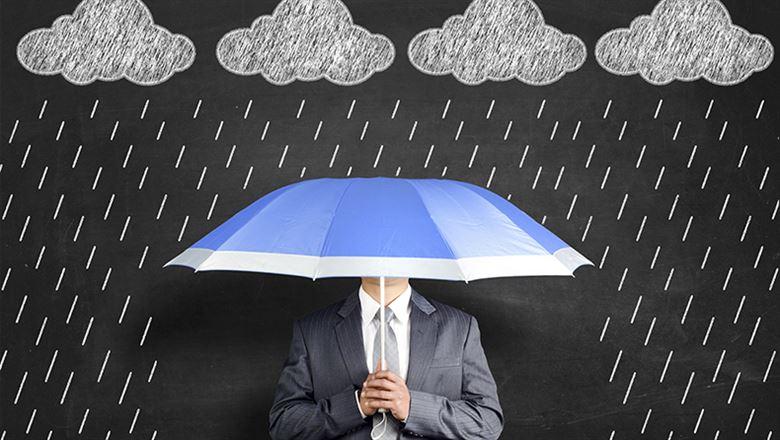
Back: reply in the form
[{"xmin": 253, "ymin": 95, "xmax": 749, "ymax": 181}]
[{"xmin": 269, "ymin": 276, "xmax": 504, "ymax": 439}]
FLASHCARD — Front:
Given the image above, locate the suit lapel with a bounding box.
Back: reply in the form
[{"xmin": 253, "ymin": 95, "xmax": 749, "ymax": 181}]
[
  {"xmin": 335, "ymin": 288, "xmax": 369, "ymax": 387},
  {"xmin": 335, "ymin": 286, "xmax": 439, "ymax": 390},
  {"xmin": 406, "ymin": 288, "xmax": 438, "ymax": 391}
]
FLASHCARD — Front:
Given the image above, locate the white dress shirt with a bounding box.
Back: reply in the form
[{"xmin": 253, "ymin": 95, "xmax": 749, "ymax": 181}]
[{"xmin": 354, "ymin": 283, "xmax": 412, "ymax": 419}]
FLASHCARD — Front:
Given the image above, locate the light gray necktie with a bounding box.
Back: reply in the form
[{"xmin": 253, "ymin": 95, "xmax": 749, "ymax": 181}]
[{"xmin": 370, "ymin": 307, "xmax": 401, "ymax": 439}]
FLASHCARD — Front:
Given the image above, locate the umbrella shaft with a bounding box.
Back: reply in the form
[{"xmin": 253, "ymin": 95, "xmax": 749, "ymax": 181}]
[
  {"xmin": 380, "ymin": 275, "xmax": 386, "ymax": 371},
  {"xmin": 378, "ymin": 275, "xmax": 387, "ymax": 414}
]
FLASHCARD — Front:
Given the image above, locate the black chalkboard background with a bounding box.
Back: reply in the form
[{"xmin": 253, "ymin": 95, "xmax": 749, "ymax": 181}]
[{"xmin": 1, "ymin": 0, "xmax": 778, "ymax": 438}]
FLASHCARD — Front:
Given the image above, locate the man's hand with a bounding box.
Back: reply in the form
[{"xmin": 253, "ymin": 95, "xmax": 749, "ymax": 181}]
[
  {"xmin": 357, "ymin": 360, "xmax": 382, "ymax": 418},
  {"xmin": 359, "ymin": 361, "xmax": 410, "ymax": 422},
  {"xmin": 357, "ymin": 376, "xmax": 377, "ymax": 417}
]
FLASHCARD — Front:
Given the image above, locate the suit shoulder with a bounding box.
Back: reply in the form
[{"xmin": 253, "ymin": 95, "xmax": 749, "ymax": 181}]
[
  {"xmin": 295, "ymin": 297, "xmax": 344, "ymax": 330},
  {"xmin": 427, "ymin": 297, "xmax": 476, "ymax": 325}
]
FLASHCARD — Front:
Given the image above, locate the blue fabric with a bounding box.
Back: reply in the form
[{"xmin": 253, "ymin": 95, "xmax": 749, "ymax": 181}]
[{"xmin": 190, "ymin": 177, "xmax": 568, "ymax": 258}]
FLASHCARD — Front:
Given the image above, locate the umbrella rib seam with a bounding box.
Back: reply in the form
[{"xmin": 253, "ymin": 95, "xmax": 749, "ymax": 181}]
[
  {"xmin": 196, "ymin": 183, "xmax": 300, "ymax": 270},
  {"xmin": 312, "ymin": 180, "xmax": 356, "ymax": 278},
  {"xmin": 454, "ymin": 181, "xmax": 567, "ymax": 254},
  {"xmin": 405, "ymin": 180, "xmax": 468, "ymax": 281},
  {"xmin": 455, "ymin": 181, "xmax": 569, "ymax": 272}
]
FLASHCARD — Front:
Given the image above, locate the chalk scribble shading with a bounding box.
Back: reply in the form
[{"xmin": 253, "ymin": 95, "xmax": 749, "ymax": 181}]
[
  {"xmin": 595, "ymin": 0, "xmax": 774, "ymax": 85},
  {"xmin": 407, "ymin": 0, "xmax": 586, "ymax": 86},
  {"xmin": 16, "ymin": 0, "xmax": 195, "ymax": 86},
  {"xmin": 216, "ymin": 0, "xmax": 395, "ymax": 86}
]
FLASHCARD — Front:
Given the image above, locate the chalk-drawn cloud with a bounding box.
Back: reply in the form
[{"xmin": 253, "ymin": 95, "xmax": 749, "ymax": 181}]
[
  {"xmin": 595, "ymin": 0, "xmax": 774, "ymax": 85},
  {"xmin": 216, "ymin": 0, "xmax": 395, "ymax": 86},
  {"xmin": 407, "ymin": 0, "xmax": 586, "ymax": 86},
  {"xmin": 16, "ymin": 0, "xmax": 195, "ymax": 86}
]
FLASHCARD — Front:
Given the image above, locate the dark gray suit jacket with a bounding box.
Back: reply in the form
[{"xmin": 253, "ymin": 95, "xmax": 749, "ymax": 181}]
[{"xmin": 269, "ymin": 287, "xmax": 504, "ymax": 439}]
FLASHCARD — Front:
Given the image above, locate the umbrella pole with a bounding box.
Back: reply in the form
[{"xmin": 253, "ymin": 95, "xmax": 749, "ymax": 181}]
[
  {"xmin": 379, "ymin": 275, "xmax": 386, "ymax": 371},
  {"xmin": 378, "ymin": 275, "xmax": 387, "ymax": 415}
]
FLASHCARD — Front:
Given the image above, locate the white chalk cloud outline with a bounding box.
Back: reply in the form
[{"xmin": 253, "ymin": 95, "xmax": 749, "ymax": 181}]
[
  {"xmin": 16, "ymin": 0, "xmax": 195, "ymax": 86},
  {"xmin": 595, "ymin": 0, "xmax": 774, "ymax": 86},
  {"xmin": 407, "ymin": 0, "xmax": 587, "ymax": 86},
  {"xmin": 216, "ymin": 0, "xmax": 395, "ymax": 86}
]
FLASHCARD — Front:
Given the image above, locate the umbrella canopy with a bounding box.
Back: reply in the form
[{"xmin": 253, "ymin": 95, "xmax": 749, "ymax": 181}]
[{"xmin": 163, "ymin": 177, "xmax": 593, "ymax": 281}]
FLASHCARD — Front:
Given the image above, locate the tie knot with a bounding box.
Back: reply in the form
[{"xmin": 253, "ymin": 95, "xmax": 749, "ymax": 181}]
[{"xmin": 372, "ymin": 307, "xmax": 394, "ymax": 325}]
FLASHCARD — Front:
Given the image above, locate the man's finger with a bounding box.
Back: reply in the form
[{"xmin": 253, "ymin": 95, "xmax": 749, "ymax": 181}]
[
  {"xmin": 362, "ymin": 389, "xmax": 398, "ymax": 400},
  {"xmin": 364, "ymin": 399, "xmax": 395, "ymax": 409},
  {"xmin": 374, "ymin": 370, "xmax": 404, "ymax": 384},
  {"xmin": 365, "ymin": 378, "xmax": 398, "ymax": 390},
  {"xmin": 362, "ymin": 386, "xmax": 395, "ymax": 399}
]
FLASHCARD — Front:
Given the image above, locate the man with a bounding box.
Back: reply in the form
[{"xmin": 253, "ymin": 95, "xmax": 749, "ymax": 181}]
[{"xmin": 269, "ymin": 277, "xmax": 504, "ymax": 439}]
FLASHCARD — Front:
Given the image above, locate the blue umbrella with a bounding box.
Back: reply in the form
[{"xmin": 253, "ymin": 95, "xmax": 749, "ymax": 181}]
[
  {"xmin": 164, "ymin": 177, "xmax": 593, "ymax": 382},
  {"xmin": 164, "ymin": 177, "xmax": 593, "ymax": 280}
]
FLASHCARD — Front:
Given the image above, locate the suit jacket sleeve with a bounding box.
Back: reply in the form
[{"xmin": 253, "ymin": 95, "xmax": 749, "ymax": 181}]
[
  {"xmin": 268, "ymin": 319, "xmax": 367, "ymax": 440},
  {"xmin": 401, "ymin": 315, "xmax": 504, "ymax": 440}
]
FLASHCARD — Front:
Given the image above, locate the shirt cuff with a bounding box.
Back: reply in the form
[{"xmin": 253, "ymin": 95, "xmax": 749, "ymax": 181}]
[{"xmin": 355, "ymin": 389, "xmax": 368, "ymax": 419}]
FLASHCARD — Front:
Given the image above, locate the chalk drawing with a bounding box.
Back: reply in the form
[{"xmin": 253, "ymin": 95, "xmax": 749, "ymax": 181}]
[
  {"xmin": 595, "ymin": 0, "xmax": 774, "ymax": 85},
  {"xmin": 16, "ymin": 0, "xmax": 196, "ymax": 86},
  {"xmin": 216, "ymin": 0, "xmax": 395, "ymax": 86},
  {"xmin": 407, "ymin": 0, "xmax": 586, "ymax": 86}
]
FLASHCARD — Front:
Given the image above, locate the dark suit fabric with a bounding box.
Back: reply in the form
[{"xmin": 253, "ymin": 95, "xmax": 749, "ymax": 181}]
[{"xmin": 269, "ymin": 287, "xmax": 504, "ymax": 439}]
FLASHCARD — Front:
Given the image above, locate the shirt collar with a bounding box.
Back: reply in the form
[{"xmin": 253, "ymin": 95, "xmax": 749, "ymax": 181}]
[{"xmin": 358, "ymin": 283, "xmax": 412, "ymax": 324}]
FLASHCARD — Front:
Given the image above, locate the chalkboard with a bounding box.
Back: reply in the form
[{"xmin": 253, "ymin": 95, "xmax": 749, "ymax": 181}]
[{"xmin": 1, "ymin": 0, "xmax": 778, "ymax": 438}]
